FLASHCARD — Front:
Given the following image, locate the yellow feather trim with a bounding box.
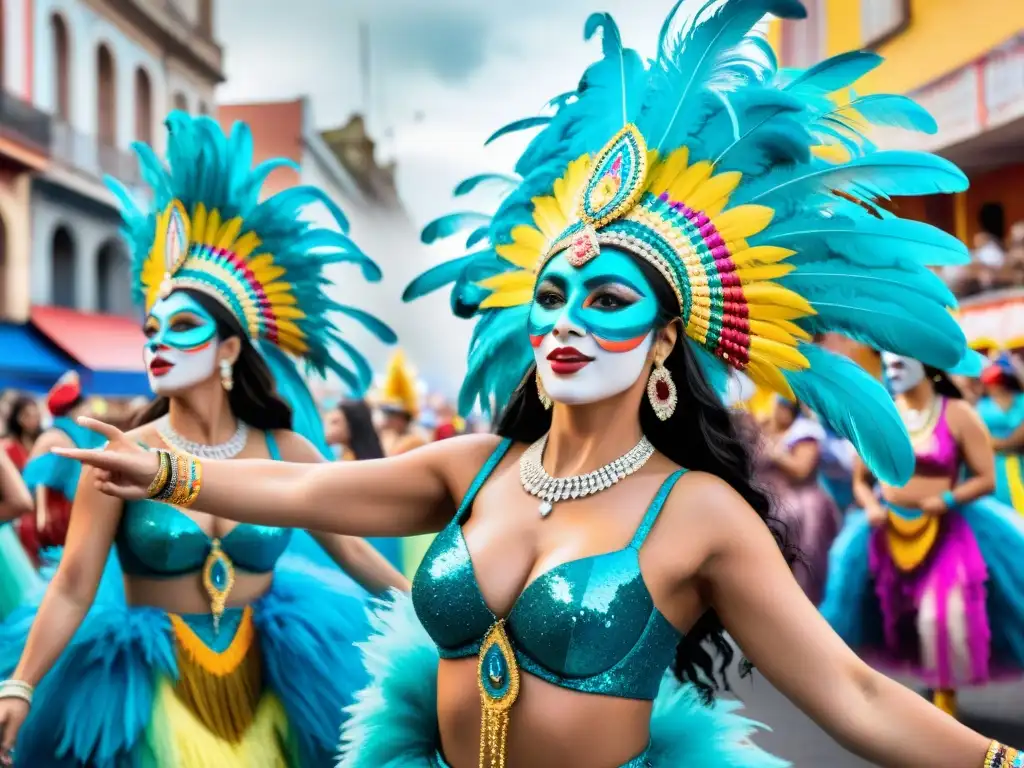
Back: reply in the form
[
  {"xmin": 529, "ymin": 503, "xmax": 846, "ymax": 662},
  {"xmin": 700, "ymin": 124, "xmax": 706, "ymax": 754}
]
[
  {"xmin": 749, "ymin": 337, "xmax": 810, "ymax": 370},
  {"xmin": 714, "ymin": 205, "xmax": 775, "ymax": 242},
  {"xmin": 769, "ymin": 317, "xmax": 812, "ymax": 341},
  {"xmin": 647, "ymin": 147, "xmax": 690, "ymax": 193},
  {"xmin": 191, "ymin": 203, "xmax": 208, "ymax": 246},
  {"xmin": 811, "ymin": 143, "xmax": 852, "ymax": 164},
  {"xmin": 479, "ymin": 287, "xmax": 535, "ymax": 309},
  {"xmin": 742, "ymin": 283, "xmax": 815, "ymax": 315},
  {"xmin": 664, "ymin": 160, "xmax": 714, "ymax": 202},
  {"xmin": 736, "ymin": 264, "xmax": 794, "ymax": 283},
  {"xmin": 272, "ymin": 305, "xmax": 307, "ymax": 320},
  {"xmin": 552, "ymin": 155, "xmax": 591, "ymax": 221},
  {"xmin": 745, "ymin": 360, "xmax": 796, "ymax": 400},
  {"xmin": 532, "ymin": 196, "xmax": 570, "ymax": 241},
  {"xmin": 683, "ymin": 171, "xmax": 742, "ymax": 218},
  {"xmin": 233, "ymin": 232, "xmax": 262, "ymax": 259},
  {"xmin": 477, "ymin": 270, "xmax": 536, "ymax": 295},
  {"xmin": 250, "ymin": 263, "xmax": 287, "ymax": 284},
  {"xmin": 730, "ymin": 245, "xmax": 796, "ymax": 268},
  {"xmin": 202, "ymin": 209, "xmax": 223, "ymax": 246},
  {"xmin": 377, "ymin": 351, "xmax": 420, "ymax": 416},
  {"xmin": 216, "ymin": 217, "xmax": 244, "ymax": 251},
  {"xmin": 748, "ymin": 319, "xmax": 802, "ymax": 346},
  {"xmin": 496, "ymin": 239, "xmax": 542, "ymax": 271}
]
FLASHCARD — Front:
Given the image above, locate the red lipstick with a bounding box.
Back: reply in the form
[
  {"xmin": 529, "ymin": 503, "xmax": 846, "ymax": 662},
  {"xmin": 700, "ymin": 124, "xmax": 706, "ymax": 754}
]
[
  {"xmin": 149, "ymin": 356, "xmax": 174, "ymax": 377},
  {"xmin": 546, "ymin": 346, "xmax": 595, "ymax": 375}
]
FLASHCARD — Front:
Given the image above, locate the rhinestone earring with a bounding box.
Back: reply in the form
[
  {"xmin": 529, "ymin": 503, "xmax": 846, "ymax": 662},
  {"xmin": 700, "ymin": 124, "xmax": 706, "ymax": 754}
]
[
  {"xmin": 220, "ymin": 359, "xmax": 234, "ymax": 392},
  {"xmin": 536, "ymin": 371, "xmax": 552, "ymax": 410},
  {"xmin": 647, "ymin": 361, "xmax": 677, "ymax": 421}
]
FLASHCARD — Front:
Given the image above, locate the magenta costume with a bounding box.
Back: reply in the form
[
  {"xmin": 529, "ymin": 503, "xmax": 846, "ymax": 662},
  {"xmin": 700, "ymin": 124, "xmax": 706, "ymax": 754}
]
[
  {"xmin": 821, "ymin": 398, "xmax": 1024, "ymax": 688},
  {"xmin": 758, "ymin": 418, "xmax": 840, "ymax": 605}
]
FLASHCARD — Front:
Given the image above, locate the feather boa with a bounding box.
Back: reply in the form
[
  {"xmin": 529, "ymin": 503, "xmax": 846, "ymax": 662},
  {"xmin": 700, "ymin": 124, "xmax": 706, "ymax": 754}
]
[{"xmin": 338, "ymin": 592, "xmax": 787, "ymax": 767}]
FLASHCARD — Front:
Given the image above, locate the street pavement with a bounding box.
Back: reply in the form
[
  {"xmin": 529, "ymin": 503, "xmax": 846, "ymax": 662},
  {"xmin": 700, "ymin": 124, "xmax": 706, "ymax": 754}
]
[{"xmin": 721, "ymin": 649, "xmax": 1024, "ymax": 765}]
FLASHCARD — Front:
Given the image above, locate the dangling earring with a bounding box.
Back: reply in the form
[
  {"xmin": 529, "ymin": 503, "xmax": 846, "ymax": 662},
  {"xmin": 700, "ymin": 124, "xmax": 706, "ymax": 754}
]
[
  {"xmin": 536, "ymin": 371, "xmax": 552, "ymax": 410},
  {"xmin": 647, "ymin": 360, "xmax": 677, "ymax": 421},
  {"xmin": 220, "ymin": 359, "xmax": 234, "ymax": 392}
]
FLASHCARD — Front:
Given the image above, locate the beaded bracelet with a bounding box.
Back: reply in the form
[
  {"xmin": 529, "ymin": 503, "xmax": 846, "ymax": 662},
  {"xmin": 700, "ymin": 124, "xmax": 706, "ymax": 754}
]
[
  {"xmin": 148, "ymin": 449, "xmax": 202, "ymax": 509},
  {"xmin": 146, "ymin": 449, "xmax": 172, "ymax": 498},
  {"xmin": 985, "ymin": 740, "xmax": 1023, "ymax": 767},
  {"xmin": 0, "ymin": 679, "xmax": 33, "ymax": 705}
]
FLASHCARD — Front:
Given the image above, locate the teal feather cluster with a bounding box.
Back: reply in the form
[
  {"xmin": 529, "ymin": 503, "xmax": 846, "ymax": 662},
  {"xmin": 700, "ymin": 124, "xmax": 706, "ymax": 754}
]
[
  {"xmin": 406, "ymin": 1, "xmax": 970, "ymax": 485},
  {"xmin": 106, "ymin": 111, "xmax": 396, "ymax": 396}
]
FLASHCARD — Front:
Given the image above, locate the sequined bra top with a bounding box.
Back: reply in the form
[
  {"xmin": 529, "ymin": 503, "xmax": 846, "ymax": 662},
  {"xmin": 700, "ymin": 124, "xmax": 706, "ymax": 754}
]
[
  {"xmin": 115, "ymin": 432, "xmax": 292, "ymax": 577},
  {"xmin": 411, "ymin": 438, "xmax": 686, "ymax": 700},
  {"xmin": 913, "ymin": 397, "xmax": 959, "ymax": 480}
]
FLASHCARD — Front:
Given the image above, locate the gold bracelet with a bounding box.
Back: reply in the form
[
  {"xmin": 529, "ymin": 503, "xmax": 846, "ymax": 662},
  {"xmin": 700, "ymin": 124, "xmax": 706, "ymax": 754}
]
[
  {"xmin": 182, "ymin": 455, "xmax": 203, "ymax": 507},
  {"xmin": 985, "ymin": 740, "xmax": 1023, "ymax": 767},
  {"xmin": 146, "ymin": 450, "xmax": 171, "ymax": 498},
  {"xmin": 169, "ymin": 452, "xmax": 190, "ymax": 506}
]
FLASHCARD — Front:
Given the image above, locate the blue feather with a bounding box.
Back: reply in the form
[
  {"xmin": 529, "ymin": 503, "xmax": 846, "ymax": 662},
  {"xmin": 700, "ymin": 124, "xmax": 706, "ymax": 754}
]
[
  {"xmin": 421, "ymin": 212, "xmax": 492, "ymax": 245},
  {"xmin": 835, "ymin": 94, "xmax": 938, "ymax": 134},
  {"xmin": 454, "ymin": 173, "xmax": 520, "ymax": 197},
  {"xmin": 948, "ymin": 348, "xmax": 988, "ymax": 378},
  {"xmin": 401, "ymin": 255, "xmax": 477, "ymax": 301},
  {"xmin": 782, "ymin": 263, "xmax": 956, "ymax": 310},
  {"xmin": 784, "ymin": 50, "xmax": 882, "ymax": 93},
  {"xmin": 785, "ymin": 345, "xmax": 914, "ymax": 485},
  {"xmin": 466, "ymin": 225, "xmax": 490, "ymax": 248},
  {"xmin": 485, "ymin": 116, "xmax": 552, "ymax": 146},
  {"xmin": 331, "ymin": 305, "xmax": 398, "ymax": 344}
]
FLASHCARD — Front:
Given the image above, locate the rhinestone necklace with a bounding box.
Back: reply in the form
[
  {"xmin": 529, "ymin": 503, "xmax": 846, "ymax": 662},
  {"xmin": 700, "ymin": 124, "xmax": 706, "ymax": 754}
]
[
  {"xmin": 157, "ymin": 416, "xmax": 249, "ymax": 460},
  {"xmin": 520, "ymin": 434, "xmax": 655, "ymax": 517},
  {"xmin": 899, "ymin": 394, "xmax": 940, "ymax": 438}
]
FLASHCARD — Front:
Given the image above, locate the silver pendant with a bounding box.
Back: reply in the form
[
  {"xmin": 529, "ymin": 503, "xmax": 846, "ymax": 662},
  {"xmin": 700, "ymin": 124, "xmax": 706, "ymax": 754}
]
[{"xmin": 539, "ymin": 500, "xmax": 553, "ymax": 517}]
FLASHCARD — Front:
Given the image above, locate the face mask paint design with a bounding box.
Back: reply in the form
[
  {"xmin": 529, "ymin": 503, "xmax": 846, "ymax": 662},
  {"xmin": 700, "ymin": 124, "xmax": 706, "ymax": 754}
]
[
  {"xmin": 528, "ymin": 248, "xmax": 660, "ymax": 406},
  {"xmin": 143, "ymin": 292, "xmax": 220, "ymax": 395},
  {"xmin": 881, "ymin": 352, "xmax": 926, "ymax": 396}
]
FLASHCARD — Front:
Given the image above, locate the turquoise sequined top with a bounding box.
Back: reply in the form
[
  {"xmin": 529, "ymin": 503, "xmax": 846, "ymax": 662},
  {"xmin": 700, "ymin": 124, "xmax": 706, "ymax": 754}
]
[
  {"xmin": 411, "ymin": 438, "xmax": 686, "ymax": 700},
  {"xmin": 115, "ymin": 432, "xmax": 292, "ymax": 577}
]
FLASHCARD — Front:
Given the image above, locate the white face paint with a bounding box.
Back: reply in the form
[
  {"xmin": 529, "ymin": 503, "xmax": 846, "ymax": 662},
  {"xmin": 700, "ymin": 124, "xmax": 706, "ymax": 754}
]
[
  {"xmin": 529, "ymin": 249, "xmax": 659, "ymax": 407},
  {"xmin": 143, "ymin": 292, "xmax": 222, "ymax": 396},
  {"xmin": 881, "ymin": 352, "xmax": 926, "ymax": 395}
]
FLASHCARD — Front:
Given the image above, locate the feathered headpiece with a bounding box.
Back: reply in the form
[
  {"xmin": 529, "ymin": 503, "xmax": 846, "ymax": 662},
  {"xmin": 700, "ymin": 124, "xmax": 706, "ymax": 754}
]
[
  {"xmin": 376, "ymin": 350, "xmax": 421, "ymax": 418},
  {"xmin": 106, "ymin": 111, "xmax": 396, "ymax": 396},
  {"xmin": 406, "ymin": 0, "xmax": 973, "ymax": 485}
]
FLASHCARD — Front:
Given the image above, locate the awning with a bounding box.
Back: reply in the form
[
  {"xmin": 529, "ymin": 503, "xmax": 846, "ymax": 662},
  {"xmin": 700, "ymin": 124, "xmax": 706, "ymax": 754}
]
[
  {"xmin": 30, "ymin": 306, "xmax": 152, "ymax": 397},
  {"xmin": 0, "ymin": 322, "xmax": 75, "ymax": 393}
]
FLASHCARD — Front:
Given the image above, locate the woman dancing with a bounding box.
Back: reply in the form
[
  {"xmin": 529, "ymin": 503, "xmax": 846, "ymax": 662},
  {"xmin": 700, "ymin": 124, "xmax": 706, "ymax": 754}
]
[
  {"xmin": 757, "ymin": 397, "xmax": 840, "ymax": 604},
  {"xmin": 976, "ymin": 354, "xmax": 1024, "ymax": 512},
  {"xmin": 26, "ymin": 2, "xmax": 1024, "ymax": 766},
  {"xmin": 0, "ymin": 112, "xmax": 406, "ymax": 767},
  {"xmin": 821, "ymin": 353, "xmax": 1024, "ymax": 718}
]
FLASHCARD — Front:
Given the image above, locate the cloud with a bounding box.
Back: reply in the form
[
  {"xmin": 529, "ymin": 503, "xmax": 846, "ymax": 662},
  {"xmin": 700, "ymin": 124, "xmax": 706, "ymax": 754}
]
[{"xmin": 373, "ymin": 13, "xmax": 491, "ymax": 83}]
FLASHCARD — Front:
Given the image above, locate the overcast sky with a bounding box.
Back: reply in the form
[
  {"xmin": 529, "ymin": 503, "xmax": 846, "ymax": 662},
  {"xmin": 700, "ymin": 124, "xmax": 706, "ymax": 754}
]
[{"xmin": 215, "ymin": 0, "xmax": 671, "ymax": 225}]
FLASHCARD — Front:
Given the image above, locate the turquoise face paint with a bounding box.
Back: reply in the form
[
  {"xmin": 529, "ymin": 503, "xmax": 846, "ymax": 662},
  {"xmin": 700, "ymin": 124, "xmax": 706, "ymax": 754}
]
[
  {"xmin": 145, "ymin": 292, "xmax": 217, "ymax": 352},
  {"xmin": 528, "ymin": 248, "xmax": 659, "ymax": 350}
]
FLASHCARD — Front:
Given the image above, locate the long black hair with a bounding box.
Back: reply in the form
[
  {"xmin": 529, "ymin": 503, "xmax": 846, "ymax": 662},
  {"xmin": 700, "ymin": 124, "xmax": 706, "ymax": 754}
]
[
  {"xmin": 134, "ymin": 289, "xmax": 293, "ymax": 431},
  {"xmin": 925, "ymin": 366, "xmax": 965, "ymax": 400},
  {"xmin": 339, "ymin": 399, "xmax": 385, "ymax": 460},
  {"xmin": 494, "ymin": 252, "xmax": 795, "ymax": 703}
]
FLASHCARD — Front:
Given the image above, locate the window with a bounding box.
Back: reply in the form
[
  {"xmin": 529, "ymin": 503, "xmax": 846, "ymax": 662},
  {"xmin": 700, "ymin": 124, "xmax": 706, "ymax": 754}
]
[
  {"xmin": 135, "ymin": 68, "xmax": 153, "ymax": 143},
  {"xmin": 96, "ymin": 44, "xmax": 117, "ymax": 146},
  {"xmin": 860, "ymin": 0, "xmax": 909, "ymax": 49},
  {"xmin": 172, "ymin": 91, "xmax": 189, "ymax": 112},
  {"xmin": 780, "ymin": 0, "xmax": 824, "ymax": 69},
  {"xmin": 97, "ymin": 240, "xmax": 133, "ymax": 316},
  {"xmin": 51, "ymin": 226, "xmax": 78, "ymax": 308},
  {"xmin": 51, "ymin": 14, "xmax": 71, "ymax": 120}
]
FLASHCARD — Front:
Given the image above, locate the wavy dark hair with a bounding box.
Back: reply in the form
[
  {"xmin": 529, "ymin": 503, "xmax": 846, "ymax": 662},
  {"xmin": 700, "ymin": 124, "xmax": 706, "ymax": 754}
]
[
  {"xmin": 133, "ymin": 289, "xmax": 293, "ymax": 432},
  {"xmin": 925, "ymin": 366, "xmax": 965, "ymax": 400},
  {"xmin": 494, "ymin": 252, "xmax": 795, "ymax": 702},
  {"xmin": 339, "ymin": 399, "xmax": 385, "ymax": 460},
  {"xmin": 6, "ymin": 396, "xmax": 41, "ymax": 443}
]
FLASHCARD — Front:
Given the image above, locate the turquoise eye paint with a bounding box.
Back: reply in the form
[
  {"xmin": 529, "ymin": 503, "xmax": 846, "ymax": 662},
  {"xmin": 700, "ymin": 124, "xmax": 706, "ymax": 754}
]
[
  {"xmin": 146, "ymin": 292, "xmax": 217, "ymax": 352},
  {"xmin": 528, "ymin": 248, "xmax": 659, "ymax": 351}
]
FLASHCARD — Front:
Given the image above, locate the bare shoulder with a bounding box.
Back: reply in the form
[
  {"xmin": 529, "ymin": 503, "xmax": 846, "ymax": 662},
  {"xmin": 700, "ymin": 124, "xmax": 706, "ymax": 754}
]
[
  {"xmin": 946, "ymin": 397, "xmax": 986, "ymax": 433},
  {"xmin": 268, "ymin": 429, "xmax": 321, "ymax": 462},
  {"xmin": 663, "ymin": 469, "xmax": 770, "ymax": 548},
  {"xmin": 429, "ymin": 433, "xmax": 505, "ymax": 464},
  {"xmin": 30, "ymin": 428, "xmax": 74, "ymax": 457}
]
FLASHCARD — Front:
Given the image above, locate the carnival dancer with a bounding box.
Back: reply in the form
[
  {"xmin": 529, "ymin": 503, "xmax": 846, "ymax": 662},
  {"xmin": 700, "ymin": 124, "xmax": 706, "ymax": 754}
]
[
  {"xmin": 976, "ymin": 353, "xmax": 1024, "ymax": 512},
  {"xmin": 821, "ymin": 353, "xmax": 1024, "ymax": 719},
  {"xmin": 0, "ymin": 449, "xmax": 36, "ymax": 621},
  {"xmin": 17, "ymin": 372, "xmax": 103, "ymax": 567},
  {"xmin": 376, "ymin": 350, "xmax": 430, "ymax": 456},
  {"xmin": 0, "ymin": 112, "xmax": 407, "ymax": 768},
  {"xmin": 34, "ymin": 1, "xmax": 1024, "ymax": 765},
  {"xmin": 756, "ymin": 397, "xmax": 840, "ymax": 604}
]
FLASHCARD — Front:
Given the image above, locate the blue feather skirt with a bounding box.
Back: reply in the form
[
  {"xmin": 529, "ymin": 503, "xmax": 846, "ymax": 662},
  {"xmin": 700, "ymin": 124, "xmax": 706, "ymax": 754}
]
[
  {"xmin": 820, "ymin": 499, "xmax": 1024, "ymax": 685},
  {"xmin": 0, "ymin": 560, "xmax": 371, "ymax": 767},
  {"xmin": 338, "ymin": 592, "xmax": 788, "ymax": 768}
]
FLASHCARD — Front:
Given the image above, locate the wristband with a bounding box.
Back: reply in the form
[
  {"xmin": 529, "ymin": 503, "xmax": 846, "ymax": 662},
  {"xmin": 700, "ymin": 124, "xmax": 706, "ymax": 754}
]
[
  {"xmin": 941, "ymin": 490, "xmax": 956, "ymax": 510},
  {"xmin": 0, "ymin": 679, "xmax": 33, "ymax": 705}
]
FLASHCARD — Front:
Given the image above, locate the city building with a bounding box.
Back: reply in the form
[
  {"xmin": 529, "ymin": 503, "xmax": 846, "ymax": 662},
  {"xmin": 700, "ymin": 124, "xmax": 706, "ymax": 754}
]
[
  {"xmin": 0, "ymin": 0, "xmax": 226, "ymax": 394},
  {"xmin": 218, "ymin": 98, "xmax": 470, "ymax": 402},
  {"xmin": 767, "ymin": 0, "xmax": 1024, "ymax": 243}
]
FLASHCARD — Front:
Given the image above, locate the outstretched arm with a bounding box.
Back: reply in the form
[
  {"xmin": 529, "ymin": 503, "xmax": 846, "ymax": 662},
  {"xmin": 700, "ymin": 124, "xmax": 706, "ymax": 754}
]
[
  {"xmin": 0, "ymin": 448, "xmax": 31, "ymax": 522},
  {"xmin": 699, "ymin": 478, "xmax": 992, "ymax": 767},
  {"xmin": 57, "ymin": 417, "xmax": 502, "ymax": 538},
  {"xmin": 271, "ymin": 430, "xmax": 410, "ymax": 593}
]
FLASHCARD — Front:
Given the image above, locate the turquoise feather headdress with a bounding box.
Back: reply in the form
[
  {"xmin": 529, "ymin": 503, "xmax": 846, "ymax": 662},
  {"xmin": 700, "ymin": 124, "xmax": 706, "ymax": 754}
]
[
  {"xmin": 106, "ymin": 111, "xmax": 396, "ymax": 396},
  {"xmin": 406, "ymin": 0, "xmax": 971, "ymax": 486}
]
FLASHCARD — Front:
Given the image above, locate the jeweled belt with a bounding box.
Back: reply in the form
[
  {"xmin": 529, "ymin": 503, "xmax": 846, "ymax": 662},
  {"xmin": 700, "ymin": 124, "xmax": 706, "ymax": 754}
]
[{"xmin": 477, "ymin": 620, "xmax": 520, "ymax": 768}]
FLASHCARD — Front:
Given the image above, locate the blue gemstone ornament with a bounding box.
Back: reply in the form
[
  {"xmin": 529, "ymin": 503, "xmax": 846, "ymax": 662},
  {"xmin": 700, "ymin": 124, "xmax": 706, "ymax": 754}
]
[{"xmin": 202, "ymin": 538, "xmax": 235, "ymax": 633}]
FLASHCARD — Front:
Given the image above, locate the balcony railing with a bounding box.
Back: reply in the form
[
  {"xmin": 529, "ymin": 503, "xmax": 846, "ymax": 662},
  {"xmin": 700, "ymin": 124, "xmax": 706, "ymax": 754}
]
[
  {"xmin": 51, "ymin": 121, "xmax": 141, "ymax": 187},
  {"xmin": 113, "ymin": 0, "xmax": 224, "ymax": 82},
  {"xmin": 0, "ymin": 90, "xmax": 52, "ymax": 153}
]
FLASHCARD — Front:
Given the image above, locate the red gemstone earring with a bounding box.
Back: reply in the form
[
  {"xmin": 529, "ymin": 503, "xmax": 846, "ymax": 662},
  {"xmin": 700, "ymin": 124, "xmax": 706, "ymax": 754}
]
[{"xmin": 646, "ymin": 361, "xmax": 677, "ymax": 420}]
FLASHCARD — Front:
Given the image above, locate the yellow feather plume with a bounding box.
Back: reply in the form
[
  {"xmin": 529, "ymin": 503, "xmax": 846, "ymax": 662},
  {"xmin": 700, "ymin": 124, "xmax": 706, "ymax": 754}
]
[
  {"xmin": 684, "ymin": 171, "xmax": 742, "ymax": 217},
  {"xmin": 729, "ymin": 245, "xmax": 796, "ymax": 268},
  {"xmin": 377, "ymin": 351, "xmax": 420, "ymax": 417},
  {"xmin": 714, "ymin": 205, "xmax": 775, "ymax": 242},
  {"xmin": 749, "ymin": 337, "xmax": 810, "ymax": 370},
  {"xmin": 745, "ymin": 360, "xmax": 796, "ymax": 400}
]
